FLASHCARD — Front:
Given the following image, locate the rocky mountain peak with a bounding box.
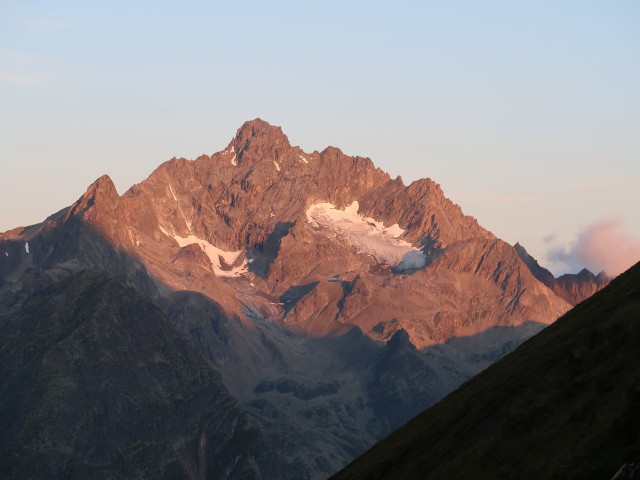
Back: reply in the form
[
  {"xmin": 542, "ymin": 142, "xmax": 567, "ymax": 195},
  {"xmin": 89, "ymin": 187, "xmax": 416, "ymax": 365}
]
[
  {"xmin": 219, "ymin": 118, "xmax": 295, "ymax": 172},
  {"xmin": 90, "ymin": 174, "xmax": 118, "ymax": 195},
  {"xmin": 576, "ymin": 267, "xmax": 595, "ymax": 280},
  {"xmin": 231, "ymin": 118, "xmax": 291, "ymax": 152},
  {"xmin": 320, "ymin": 145, "xmax": 345, "ymax": 157},
  {"xmin": 67, "ymin": 174, "xmax": 119, "ymax": 218},
  {"xmin": 514, "ymin": 242, "xmax": 556, "ymax": 285}
]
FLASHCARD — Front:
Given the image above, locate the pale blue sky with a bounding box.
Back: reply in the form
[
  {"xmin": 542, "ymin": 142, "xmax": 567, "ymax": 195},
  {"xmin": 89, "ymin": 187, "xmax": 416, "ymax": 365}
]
[{"xmin": 1, "ymin": 1, "xmax": 639, "ymax": 274}]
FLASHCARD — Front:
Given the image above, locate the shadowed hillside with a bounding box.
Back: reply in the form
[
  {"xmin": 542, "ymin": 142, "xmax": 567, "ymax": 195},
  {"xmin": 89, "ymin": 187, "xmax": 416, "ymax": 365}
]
[{"xmin": 333, "ymin": 261, "xmax": 640, "ymax": 480}]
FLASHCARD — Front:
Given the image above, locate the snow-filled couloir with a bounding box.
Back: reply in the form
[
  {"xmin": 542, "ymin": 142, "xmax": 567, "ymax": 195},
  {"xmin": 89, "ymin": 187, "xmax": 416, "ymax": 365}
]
[{"xmin": 159, "ymin": 226, "xmax": 248, "ymax": 277}]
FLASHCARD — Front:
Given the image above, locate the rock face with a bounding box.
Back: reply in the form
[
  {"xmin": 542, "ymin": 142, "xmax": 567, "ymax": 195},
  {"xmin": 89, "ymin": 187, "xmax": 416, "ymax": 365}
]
[
  {"xmin": 0, "ymin": 119, "xmax": 595, "ymax": 479},
  {"xmin": 0, "ymin": 270, "xmax": 295, "ymax": 480},
  {"xmin": 332, "ymin": 260, "xmax": 640, "ymax": 480},
  {"xmin": 32, "ymin": 118, "xmax": 567, "ymax": 347}
]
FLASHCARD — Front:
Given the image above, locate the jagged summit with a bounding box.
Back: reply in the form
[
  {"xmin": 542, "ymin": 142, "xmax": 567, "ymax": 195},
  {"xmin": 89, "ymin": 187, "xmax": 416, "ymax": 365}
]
[
  {"xmin": 84, "ymin": 174, "xmax": 118, "ymax": 198},
  {"xmin": 0, "ymin": 119, "xmax": 609, "ymax": 480},
  {"xmin": 231, "ymin": 118, "xmax": 291, "ymax": 150},
  {"xmin": 2, "ymin": 119, "xmax": 574, "ymax": 348},
  {"xmin": 65, "ymin": 174, "xmax": 120, "ymax": 220}
]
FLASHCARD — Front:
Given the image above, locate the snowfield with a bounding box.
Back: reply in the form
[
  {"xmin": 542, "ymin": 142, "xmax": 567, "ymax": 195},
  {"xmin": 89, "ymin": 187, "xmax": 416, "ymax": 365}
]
[
  {"xmin": 160, "ymin": 226, "xmax": 248, "ymax": 277},
  {"xmin": 306, "ymin": 201, "xmax": 427, "ymax": 271}
]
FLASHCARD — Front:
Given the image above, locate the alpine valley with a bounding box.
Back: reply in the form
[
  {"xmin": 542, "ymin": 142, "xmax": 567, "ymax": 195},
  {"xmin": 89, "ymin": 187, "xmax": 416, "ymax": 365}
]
[{"xmin": 0, "ymin": 120, "xmax": 608, "ymax": 479}]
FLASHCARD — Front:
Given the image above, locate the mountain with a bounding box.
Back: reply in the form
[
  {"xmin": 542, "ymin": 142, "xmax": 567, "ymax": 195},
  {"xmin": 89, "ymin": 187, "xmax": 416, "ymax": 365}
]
[
  {"xmin": 332, "ymin": 260, "xmax": 640, "ymax": 480},
  {"xmin": 0, "ymin": 119, "xmax": 605, "ymax": 478},
  {"xmin": 0, "ymin": 270, "xmax": 300, "ymax": 479},
  {"xmin": 514, "ymin": 242, "xmax": 610, "ymax": 305}
]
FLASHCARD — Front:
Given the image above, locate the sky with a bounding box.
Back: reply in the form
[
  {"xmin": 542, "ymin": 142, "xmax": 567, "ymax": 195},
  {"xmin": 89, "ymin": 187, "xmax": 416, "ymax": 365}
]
[{"xmin": 1, "ymin": 1, "xmax": 639, "ymax": 276}]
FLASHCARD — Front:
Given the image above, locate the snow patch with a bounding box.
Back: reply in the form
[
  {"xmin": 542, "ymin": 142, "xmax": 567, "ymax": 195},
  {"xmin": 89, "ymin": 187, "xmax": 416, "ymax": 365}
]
[
  {"xmin": 25, "ymin": 242, "xmax": 29, "ymax": 254},
  {"xmin": 165, "ymin": 189, "xmax": 192, "ymax": 232},
  {"xmin": 161, "ymin": 228, "xmax": 248, "ymax": 277},
  {"xmin": 230, "ymin": 145, "xmax": 235, "ymax": 153},
  {"xmin": 382, "ymin": 223, "xmax": 405, "ymax": 238},
  {"xmin": 169, "ymin": 185, "xmax": 178, "ymax": 201},
  {"xmin": 274, "ymin": 160, "xmax": 281, "ymax": 171},
  {"xmin": 396, "ymin": 250, "xmax": 428, "ymax": 271},
  {"xmin": 4, "ymin": 252, "xmax": 8, "ymax": 257},
  {"xmin": 298, "ymin": 154, "xmax": 309, "ymax": 164},
  {"xmin": 231, "ymin": 154, "xmax": 237, "ymax": 166},
  {"xmin": 306, "ymin": 201, "xmax": 426, "ymax": 270}
]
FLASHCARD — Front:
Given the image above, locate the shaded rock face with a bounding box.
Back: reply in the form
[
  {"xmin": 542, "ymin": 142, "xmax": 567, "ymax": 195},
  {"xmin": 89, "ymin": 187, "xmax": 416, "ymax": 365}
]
[
  {"xmin": 554, "ymin": 268, "xmax": 611, "ymax": 305},
  {"xmin": 0, "ymin": 119, "xmax": 590, "ymax": 479},
  {"xmin": 0, "ymin": 271, "xmax": 299, "ymax": 480},
  {"xmin": 332, "ymin": 260, "xmax": 640, "ymax": 480}
]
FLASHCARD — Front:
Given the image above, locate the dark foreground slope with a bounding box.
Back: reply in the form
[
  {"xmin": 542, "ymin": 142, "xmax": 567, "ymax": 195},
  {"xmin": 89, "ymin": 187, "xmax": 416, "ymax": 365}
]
[
  {"xmin": 333, "ymin": 261, "xmax": 640, "ymax": 480},
  {"xmin": 0, "ymin": 270, "xmax": 297, "ymax": 479}
]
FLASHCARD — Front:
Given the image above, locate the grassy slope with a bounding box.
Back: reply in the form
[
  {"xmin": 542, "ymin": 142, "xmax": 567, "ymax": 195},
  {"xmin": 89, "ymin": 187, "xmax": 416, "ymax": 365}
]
[{"xmin": 333, "ymin": 261, "xmax": 640, "ymax": 480}]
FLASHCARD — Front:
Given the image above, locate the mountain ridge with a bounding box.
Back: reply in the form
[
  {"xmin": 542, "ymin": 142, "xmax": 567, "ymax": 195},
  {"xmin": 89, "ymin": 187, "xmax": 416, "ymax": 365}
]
[
  {"xmin": 0, "ymin": 119, "xmax": 609, "ymax": 479},
  {"xmin": 514, "ymin": 242, "xmax": 611, "ymax": 305},
  {"xmin": 331, "ymin": 259, "xmax": 640, "ymax": 480}
]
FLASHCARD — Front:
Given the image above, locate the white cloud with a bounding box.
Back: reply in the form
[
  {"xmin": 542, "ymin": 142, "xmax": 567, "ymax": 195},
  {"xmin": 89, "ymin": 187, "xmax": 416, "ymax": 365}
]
[{"xmin": 548, "ymin": 218, "xmax": 640, "ymax": 277}]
